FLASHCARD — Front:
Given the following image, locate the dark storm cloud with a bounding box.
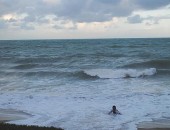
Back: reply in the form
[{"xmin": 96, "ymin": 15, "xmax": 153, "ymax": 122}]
[{"xmin": 0, "ymin": 0, "xmax": 170, "ymax": 29}]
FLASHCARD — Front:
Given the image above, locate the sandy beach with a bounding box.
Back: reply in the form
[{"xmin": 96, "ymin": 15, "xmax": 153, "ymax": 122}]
[
  {"xmin": 0, "ymin": 108, "xmax": 31, "ymax": 123},
  {"xmin": 0, "ymin": 109, "xmax": 64, "ymax": 130},
  {"xmin": 137, "ymin": 119, "xmax": 170, "ymax": 130}
]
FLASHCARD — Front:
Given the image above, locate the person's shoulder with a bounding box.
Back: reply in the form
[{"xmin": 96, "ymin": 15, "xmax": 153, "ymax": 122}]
[{"xmin": 116, "ymin": 110, "xmax": 121, "ymax": 115}]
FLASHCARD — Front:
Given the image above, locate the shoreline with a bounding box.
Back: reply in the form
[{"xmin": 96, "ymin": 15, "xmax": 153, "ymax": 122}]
[
  {"xmin": 1, "ymin": 108, "xmax": 170, "ymax": 130},
  {"xmin": 0, "ymin": 108, "xmax": 32, "ymax": 123},
  {"xmin": 137, "ymin": 119, "xmax": 170, "ymax": 130},
  {"xmin": 0, "ymin": 123, "xmax": 64, "ymax": 130},
  {"xmin": 0, "ymin": 108, "xmax": 64, "ymax": 130}
]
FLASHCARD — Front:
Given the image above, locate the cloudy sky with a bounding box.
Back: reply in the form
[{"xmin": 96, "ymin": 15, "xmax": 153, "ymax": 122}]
[{"xmin": 0, "ymin": 0, "xmax": 170, "ymax": 40}]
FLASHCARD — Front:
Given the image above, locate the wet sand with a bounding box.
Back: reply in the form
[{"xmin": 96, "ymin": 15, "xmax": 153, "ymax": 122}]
[
  {"xmin": 137, "ymin": 119, "xmax": 170, "ymax": 130},
  {"xmin": 0, "ymin": 108, "xmax": 31, "ymax": 123},
  {"xmin": 0, "ymin": 109, "xmax": 64, "ymax": 130}
]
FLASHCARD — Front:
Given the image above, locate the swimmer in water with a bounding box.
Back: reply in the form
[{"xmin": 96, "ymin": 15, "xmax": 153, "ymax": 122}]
[{"xmin": 108, "ymin": 105, "xmax": 121, "ymax": 115}]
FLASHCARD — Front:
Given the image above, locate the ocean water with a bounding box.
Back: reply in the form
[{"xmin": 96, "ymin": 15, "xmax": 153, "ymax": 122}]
[{"xmin": 0, "ymin": 38, "xmax": 170, "ymax": 130}]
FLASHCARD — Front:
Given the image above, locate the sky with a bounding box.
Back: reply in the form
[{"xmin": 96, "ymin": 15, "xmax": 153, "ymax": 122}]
[{"xmin": 0, "ymin": 0, "xmax": 170, "ymax": 40}]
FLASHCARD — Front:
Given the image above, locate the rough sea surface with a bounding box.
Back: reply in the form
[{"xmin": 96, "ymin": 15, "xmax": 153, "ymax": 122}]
[{"xmin": 0, "ymin": 38, "xmax": 170, "ymax": 130}]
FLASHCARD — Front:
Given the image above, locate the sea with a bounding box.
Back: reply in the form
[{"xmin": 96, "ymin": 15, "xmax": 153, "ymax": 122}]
[{"xmin": 0, "ymin": 38, "xmax": 170, "ymax": 130}]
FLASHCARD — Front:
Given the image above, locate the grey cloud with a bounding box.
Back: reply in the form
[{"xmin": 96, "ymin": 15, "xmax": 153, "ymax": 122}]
[
  {"xmin": 52, "ymin": 22, "xmax": 77, "ymax": 30},
  {"xmin": 22, "ymin": 15, "xmax": 49, "ymax": 24},
  {"xmin": 145, "ymin": 15, "xmax": 170, "ymax": 25},
  {"xmin": 7, "ymin": 18, "xmax": 17, "ymax": 23},
  {"xmin": 23, "ymin": 15, "xmax": 36, "ymax": 23},
  {"xmin": 52, "ymin": 25, "xmax": 77, "ymax": 30},
  {"xmin": 0, "ymin": 19, "xmax": 7, "ymax": 29},
  {"xmin": 54, "ymin": 0, "xmax": 133, "ymax": 22},
  {"xmin": 135, "ymin": 0, "xmax": 170, "ymax": 10},
  {"xmin": 0, "ymin": 0, "xmax": 170, "ymax": 27},
  {"xmin": 53, "ymin": 25, "xmax": 64, "ymax": 30},
  {"xmin": 94, "ymin": 0, "xmax": 120, "ymax": 4},
  {"xmin": 127, "ymin": 15, "xmax": 143, "ymax": 23},
  {"xmin": 0, "ymin": 0, "xmax": 31, "ymax": 15},
  {"xmin": 20, "ymin": 23, "xmax": 35, "ymax": 30},
  {"xmin": 52, "ymin": 0, "xmax": 170, "ymax": 22},
  {"xmin": 127, "ymin": 14, "xmax": 170, "ymax": 25}
]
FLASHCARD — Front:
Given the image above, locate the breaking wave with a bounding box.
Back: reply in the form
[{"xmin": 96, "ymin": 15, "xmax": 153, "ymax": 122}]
[
  {"xmin": 83, "ymin": 68, "xmax": 157, "ymax": 79},
  {"xmin": 1, "ymin": 68, "xmax": 157, "ymax": 79}
]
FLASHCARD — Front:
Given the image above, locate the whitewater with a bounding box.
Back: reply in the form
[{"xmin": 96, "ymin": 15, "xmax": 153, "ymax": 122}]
[{"xmin": 0, "ymin": 38, "xmax": 170, "ymax": 130}]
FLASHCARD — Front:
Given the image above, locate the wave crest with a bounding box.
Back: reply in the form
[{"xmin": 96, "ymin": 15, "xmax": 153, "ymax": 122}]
[{"xmin": 83, "ymin": 68, "xmax": 156, "ymax": 79}]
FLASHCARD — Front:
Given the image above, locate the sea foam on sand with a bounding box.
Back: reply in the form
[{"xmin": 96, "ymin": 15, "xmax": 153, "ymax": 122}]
[
  {"xmin": 0, "ymin": 89, "xmax": 170, "ymax": 130},
  {"xmin": 137, "ymin": 119, "xmax": 170, "ymax": 130},
  {"xmin": 0, "ymin": 108, "xmax": 31, "ymax": 122}
]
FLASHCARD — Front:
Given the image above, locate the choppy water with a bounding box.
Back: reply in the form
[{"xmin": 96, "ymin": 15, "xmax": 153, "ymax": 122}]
[{"xmin": 0, "ymin": 38, "xmax": 170, "ymax": 130}]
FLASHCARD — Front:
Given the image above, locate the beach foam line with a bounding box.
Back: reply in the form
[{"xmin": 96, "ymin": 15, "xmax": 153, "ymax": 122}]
[{"xmin": 0, "ymin": 109, "xmax": 32, "ymax": 123}]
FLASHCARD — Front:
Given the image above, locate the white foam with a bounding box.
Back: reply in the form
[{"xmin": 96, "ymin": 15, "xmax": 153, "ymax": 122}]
[
  {"xmin": 1, "ymin": 79, "xmax": 170, "ymax": 130},
  {"xmin": 0, "ymin": 92, "xmax": 169, "ymax": 130},
  {"xmin": 84, "ymin": 68, "xmax": 156, "ymax": 79},
  {"xmin": 1, "ymin": 67, "xmax": 170, "ymax": 130}
]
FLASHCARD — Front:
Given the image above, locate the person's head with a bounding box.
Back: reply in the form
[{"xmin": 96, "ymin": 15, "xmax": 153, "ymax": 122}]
[{"xmin": 112, "ymin": 105, "xmax": 116, "ymax": 112}]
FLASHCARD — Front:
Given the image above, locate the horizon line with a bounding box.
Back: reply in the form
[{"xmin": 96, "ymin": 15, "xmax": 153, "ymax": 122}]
[{"xmin": 0, "ymin": 37, "xmax": 170, "ymax": 41}]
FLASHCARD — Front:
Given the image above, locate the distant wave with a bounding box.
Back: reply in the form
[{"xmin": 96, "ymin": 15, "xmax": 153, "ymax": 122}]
[
  {"xmin": 12, "ymin": 64, "xmax": 39, "ymax": 69},
  {"xmin": 157, "ymin": 69, "xmax": 170, "ymax": 76},
  {"xmin": 123, "ymin": 60, "xmax": 170, "ymax": 69},
  {"xmin": 15, "ymin": 58, "xmax": 62, "ymax": 64},
  {"xmin": 2, "ymin": 67, "xmax": 170, "ymax": 80},
  {"xmin": 83, "ymin": 68, "xmax": 157, "ymax": 79},
  {"xmin": 1, "ymin": 68, "xmax": 157, "ymax": 79},
  {"xmin": 24, "ymin": 71, "xmax": 67, "ymax": 77},
  {"xmin": 73, "ymin": 71, "xmax": 99, "ymax": 80}
]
